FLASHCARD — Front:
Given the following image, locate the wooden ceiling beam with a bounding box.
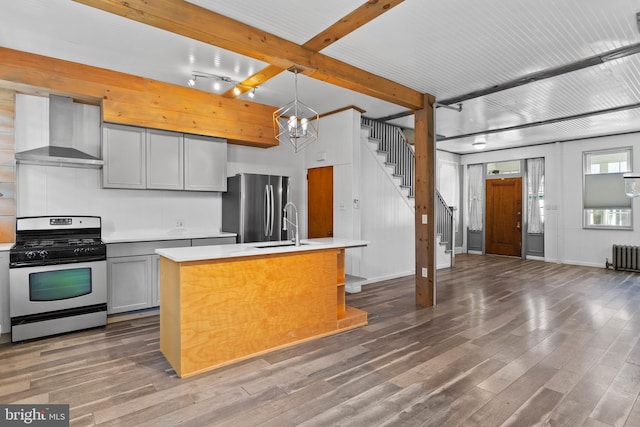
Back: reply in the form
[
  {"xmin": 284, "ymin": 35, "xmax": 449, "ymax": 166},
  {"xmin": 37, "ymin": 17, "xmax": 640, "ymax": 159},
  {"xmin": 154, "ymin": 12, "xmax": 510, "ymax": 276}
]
[
  {"xmin": 221, "ymin": 64, "xmax": 283, "ymax": 98},
  {"xmin": 304, "ymin": 0, "xmax": 406, "ymax": 51},
  {"xmin": 73, "ymin": 0, "xmax": 424, "ymax": 110},
  {"xmin": 0, "ymin": 47, "xmax": 277, "ymax": 148}
]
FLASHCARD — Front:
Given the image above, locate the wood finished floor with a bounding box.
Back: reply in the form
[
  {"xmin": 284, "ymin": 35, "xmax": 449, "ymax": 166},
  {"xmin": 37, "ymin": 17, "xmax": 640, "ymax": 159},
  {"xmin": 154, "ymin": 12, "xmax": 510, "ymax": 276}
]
[{"xmin": 3, "ymin": 254, "xmax": 640, "ymax": 426}]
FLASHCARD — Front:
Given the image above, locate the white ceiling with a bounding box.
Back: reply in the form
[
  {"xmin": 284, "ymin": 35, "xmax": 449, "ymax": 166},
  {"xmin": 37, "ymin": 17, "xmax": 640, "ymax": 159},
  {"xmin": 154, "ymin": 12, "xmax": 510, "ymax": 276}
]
[{"xmin": 2, "ymin": 0, "xmax": 640, "ymax": 154}]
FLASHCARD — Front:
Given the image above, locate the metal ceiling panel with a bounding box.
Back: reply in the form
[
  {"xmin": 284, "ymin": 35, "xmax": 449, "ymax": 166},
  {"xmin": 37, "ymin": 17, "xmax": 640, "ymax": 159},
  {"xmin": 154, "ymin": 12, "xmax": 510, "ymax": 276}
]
[
  {"xmin": 437, "ymin": 55, "xmax": 640, "ymax": 139},
  {"xmin": 324, "ymin": 0, "xmax": 640, "ymax": 99}
]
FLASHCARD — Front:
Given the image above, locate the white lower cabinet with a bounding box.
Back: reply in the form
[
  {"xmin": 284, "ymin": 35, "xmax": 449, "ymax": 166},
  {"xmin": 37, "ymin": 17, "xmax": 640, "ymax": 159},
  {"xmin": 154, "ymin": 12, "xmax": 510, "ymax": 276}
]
[
  {"xmin": 107, "ymin": 237, "xmax": 232, "ymax": 314},
  {"xmin": 107, "ymin": 255, "xmax": 152, "ymax": 314},
  {"xmin": 0, "ymin": 251, "xmax": 9, "ymax": 334}
]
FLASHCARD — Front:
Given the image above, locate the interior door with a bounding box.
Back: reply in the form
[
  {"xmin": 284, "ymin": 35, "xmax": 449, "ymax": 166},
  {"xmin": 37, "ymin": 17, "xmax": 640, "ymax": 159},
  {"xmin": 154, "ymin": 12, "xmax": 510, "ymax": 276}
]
[
  {"xmin": 486, "ymin": 177, "xmax": 522, "ymax": 256},
  {"xmin": 307, "ymin": 166, "xmax": 333, "ymax": 239}
]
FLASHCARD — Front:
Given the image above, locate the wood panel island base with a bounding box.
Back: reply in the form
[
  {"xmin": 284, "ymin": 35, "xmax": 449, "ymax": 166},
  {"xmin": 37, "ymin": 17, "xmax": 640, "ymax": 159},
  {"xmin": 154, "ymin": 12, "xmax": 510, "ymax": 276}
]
[{"xmin": 157, "ymin": 241, "xmax": 368, "ymax": 378}]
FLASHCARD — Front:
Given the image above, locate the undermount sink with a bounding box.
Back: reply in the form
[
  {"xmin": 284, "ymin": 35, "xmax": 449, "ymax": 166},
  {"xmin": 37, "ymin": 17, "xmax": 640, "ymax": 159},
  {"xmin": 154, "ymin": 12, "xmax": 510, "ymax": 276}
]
[{"xmin": 254, "ymin": 242, "xmax": 308, "ymax": 248}]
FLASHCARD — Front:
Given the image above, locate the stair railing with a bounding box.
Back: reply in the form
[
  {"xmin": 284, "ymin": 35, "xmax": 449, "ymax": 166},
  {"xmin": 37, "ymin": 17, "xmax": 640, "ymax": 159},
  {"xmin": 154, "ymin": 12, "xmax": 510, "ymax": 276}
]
[
  {"xmin": 436, "ymin": 190, "xmax": 456, "ymax": 267},
  {"xmin": 361, "ymin": 117, "xmax": 415, "ymax": 197}
]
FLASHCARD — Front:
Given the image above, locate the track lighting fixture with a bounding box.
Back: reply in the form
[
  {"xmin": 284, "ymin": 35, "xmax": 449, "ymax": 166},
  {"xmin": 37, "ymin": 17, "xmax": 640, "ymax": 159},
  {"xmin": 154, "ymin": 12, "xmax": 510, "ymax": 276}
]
[{"xmin": 187, "ymin": 71, "xmax": 257, "ymax": 98}]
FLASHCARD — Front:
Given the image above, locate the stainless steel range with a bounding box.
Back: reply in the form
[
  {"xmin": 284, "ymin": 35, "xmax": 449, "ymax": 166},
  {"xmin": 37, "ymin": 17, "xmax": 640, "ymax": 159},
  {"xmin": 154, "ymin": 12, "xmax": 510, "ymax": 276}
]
[{"xmin": 10, "ymin": 216, "xmax": 107, "ymax": 342}]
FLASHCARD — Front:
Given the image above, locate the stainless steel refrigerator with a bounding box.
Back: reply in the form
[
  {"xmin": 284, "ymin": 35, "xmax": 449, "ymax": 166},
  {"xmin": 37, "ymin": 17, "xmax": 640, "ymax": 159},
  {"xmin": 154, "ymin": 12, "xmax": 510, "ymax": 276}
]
[{"xmin": 222, "ymin": 173, "xmax": 291, "ymax": 243}]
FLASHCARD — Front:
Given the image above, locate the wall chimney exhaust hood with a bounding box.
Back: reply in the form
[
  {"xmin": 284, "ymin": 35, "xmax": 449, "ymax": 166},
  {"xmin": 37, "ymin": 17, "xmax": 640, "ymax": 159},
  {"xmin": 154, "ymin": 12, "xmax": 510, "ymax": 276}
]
[{"xmin": 15, "ymin": 95, "xmax": 104, "ymax": 168}]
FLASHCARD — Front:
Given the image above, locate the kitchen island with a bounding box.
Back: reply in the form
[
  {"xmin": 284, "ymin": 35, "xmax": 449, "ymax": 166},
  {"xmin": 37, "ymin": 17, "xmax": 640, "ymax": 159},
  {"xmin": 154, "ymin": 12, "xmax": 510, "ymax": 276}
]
[{"xmin": 156, "ymin": 238, "xmax": 368, "ymax": 378}]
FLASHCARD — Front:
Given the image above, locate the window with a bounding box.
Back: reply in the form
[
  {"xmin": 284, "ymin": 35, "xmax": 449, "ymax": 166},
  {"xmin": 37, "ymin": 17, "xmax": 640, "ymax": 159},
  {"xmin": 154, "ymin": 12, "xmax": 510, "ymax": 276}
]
[
  {"xmin": 486, "ymin": 160, "xmax": 520, "ymax": 176},
  {"xmin": 583, "ymin": 148, "xmax": 632, "ymax": 229},
  {"xmin": 527, "ymin": 158, "xmax": 544, "ymax": 234}
]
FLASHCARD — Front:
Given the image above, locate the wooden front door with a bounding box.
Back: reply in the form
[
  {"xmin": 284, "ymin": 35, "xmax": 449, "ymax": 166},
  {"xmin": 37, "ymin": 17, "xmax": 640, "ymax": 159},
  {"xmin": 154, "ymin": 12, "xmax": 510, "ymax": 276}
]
[
  {"xmin": 486, "ymin": 177, "xmax": 522, "ymax": 257},
  {"xmin": 307, "ymin": 166, "xmax": 333, "ymax": 238}
]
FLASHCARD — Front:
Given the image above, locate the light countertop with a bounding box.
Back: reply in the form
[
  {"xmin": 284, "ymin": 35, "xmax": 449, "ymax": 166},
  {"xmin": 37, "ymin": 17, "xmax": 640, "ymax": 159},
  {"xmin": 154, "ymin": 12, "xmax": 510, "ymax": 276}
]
[
  {"xmin": 102, "ymin": 230, "xmax": 237, "ymax": 244},
  {"xmin": 0, "ymin": 243, "xmax": 14, "ymax": 251},
  {"xmin": 156, "ymin": 238, "xmax": 368, "ymax": 262}
]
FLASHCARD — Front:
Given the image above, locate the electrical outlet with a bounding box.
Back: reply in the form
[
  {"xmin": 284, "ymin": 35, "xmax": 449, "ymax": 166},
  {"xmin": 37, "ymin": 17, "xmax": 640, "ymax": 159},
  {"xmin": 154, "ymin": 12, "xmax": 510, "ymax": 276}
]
[
  {"xmin": 421, "ymin": 267, "xmax": 428, "ymax": 277},
  {"xmin": 176, "ymin": 219, "xmax": 184, "ymax": 229}
]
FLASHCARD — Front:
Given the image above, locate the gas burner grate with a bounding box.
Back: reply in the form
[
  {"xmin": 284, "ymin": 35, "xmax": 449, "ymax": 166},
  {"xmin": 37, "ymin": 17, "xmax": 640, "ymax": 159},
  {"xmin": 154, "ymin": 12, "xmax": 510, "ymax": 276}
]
[
  {"xmin": 23, "ymin": 240, "xmax": 54, "ymax": 248},
  {"xmin": 69, "ymin": 238, "xmax": 98, "ymax": 245}
]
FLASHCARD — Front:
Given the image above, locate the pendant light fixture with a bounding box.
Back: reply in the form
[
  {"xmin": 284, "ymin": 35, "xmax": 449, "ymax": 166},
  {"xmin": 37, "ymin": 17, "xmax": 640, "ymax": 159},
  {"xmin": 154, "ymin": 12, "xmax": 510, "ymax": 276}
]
[
  {"xmin": 623, "ymin": 173, "xmax": 640, "ymax": 197},
  {"xmin": 273, "ymin": 68, "xmax": 319, "ymax": 152}
]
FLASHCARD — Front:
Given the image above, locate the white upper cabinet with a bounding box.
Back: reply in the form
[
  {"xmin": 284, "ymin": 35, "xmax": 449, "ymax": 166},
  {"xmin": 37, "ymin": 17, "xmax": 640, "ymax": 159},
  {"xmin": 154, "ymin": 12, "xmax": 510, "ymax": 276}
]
[
  {"xmin": 102, "ymin": 123, "xmax": 146, "ymax": 189},
  {"xmin": 146, "ymin": 129, "xmax": 184, "ymax": 190},
  {"xmin": 102, "ymin": 123, "xmax": 227, "ymax": 192},
  {"xmin": 184, "ymin": 134, "xmax": 227, "ymax": 192}
]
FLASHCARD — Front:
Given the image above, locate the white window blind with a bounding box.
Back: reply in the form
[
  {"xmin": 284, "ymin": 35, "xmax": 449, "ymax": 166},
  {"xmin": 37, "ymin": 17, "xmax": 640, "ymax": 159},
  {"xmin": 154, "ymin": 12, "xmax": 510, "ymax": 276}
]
[{"xmin": 583, "ymin": 173, "xmax": 631, "ymax": 209}]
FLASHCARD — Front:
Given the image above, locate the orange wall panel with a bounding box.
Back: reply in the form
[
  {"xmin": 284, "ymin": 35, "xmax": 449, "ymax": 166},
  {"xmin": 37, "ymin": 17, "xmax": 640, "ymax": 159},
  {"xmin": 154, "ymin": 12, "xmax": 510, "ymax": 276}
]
[{"xmin": 0, "ymin": 88, "xmax": 15, "ymax": 243}]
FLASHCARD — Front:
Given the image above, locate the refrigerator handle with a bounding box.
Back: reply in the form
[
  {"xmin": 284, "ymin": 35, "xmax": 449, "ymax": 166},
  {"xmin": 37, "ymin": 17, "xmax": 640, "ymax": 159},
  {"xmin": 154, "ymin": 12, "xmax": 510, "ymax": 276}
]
[
  {"xmin": 264, "ymin": 184, "xmax": 270, "ymax": 237},
  {"xmin": 269, "ymin": 184, "xmax": 275, "ymax": 237}
]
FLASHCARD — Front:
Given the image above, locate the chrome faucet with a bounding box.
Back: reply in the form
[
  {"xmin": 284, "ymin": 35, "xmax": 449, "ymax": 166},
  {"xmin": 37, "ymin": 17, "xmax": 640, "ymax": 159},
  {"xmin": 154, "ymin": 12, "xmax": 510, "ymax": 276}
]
[{"xmin": 282, "ymin": 202, "xmax": 300, "ymax": 246}]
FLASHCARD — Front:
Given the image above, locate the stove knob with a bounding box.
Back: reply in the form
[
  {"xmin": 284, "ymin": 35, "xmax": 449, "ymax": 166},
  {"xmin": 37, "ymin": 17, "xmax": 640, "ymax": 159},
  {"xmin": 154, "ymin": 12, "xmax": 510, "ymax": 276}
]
[
  {"xmin": 74, "ymin": 248, "xmax": 81, "ymax": 255},
  {"xmin": 25, "ymin": 251, "xmax": 36, "ymax": 259},
  {"xmin": 39, "ymin": 250, "xmax": 48, "ymax": 259}
]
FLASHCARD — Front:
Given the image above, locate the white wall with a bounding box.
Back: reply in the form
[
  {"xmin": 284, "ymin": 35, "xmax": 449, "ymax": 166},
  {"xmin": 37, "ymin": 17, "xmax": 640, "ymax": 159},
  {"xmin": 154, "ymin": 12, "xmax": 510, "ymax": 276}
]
[
  {"xmin": 460, "ymin": 134, "xmax": 640, "ymax": 268},
  {"xmin": 304, "ymin": 109, "xmax": 361, "ymax": 238},
  {"xmin": 303, "ymin": 109, "xmax": 364, "ymax": 276},
  {"xmin": 560, "ymin": 134, "xmax": 640, "ymax": 267},
  {"xmin": 360, "ymin": 129, "xmax": 415, "ymax": 281}
]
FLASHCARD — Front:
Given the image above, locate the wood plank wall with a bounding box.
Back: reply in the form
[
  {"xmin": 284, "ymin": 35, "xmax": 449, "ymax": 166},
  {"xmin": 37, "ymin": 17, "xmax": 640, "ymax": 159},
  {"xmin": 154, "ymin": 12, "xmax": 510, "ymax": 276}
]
[
  {"xmin": 0, "ymin": 47, "xmax": 277, "ymax": 148},
  {"xmin": 0, "ymin": 88, "xmax": 15, "ymax": 242}
]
